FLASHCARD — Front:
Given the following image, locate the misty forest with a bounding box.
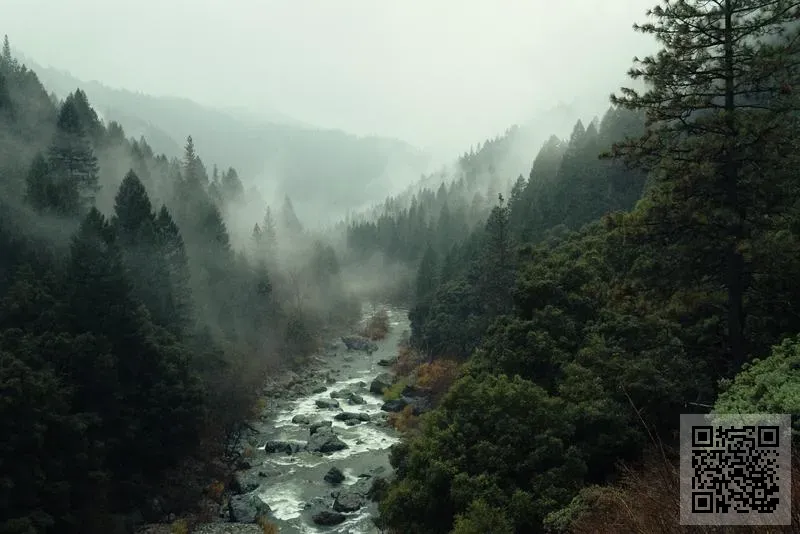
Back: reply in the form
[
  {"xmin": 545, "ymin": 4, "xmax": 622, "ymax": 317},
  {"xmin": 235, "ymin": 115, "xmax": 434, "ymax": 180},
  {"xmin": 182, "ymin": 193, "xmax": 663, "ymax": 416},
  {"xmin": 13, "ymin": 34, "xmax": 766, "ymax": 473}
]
[{"xmin": 3, "ymin": 0, "xmax": 800, "ymax": 533}]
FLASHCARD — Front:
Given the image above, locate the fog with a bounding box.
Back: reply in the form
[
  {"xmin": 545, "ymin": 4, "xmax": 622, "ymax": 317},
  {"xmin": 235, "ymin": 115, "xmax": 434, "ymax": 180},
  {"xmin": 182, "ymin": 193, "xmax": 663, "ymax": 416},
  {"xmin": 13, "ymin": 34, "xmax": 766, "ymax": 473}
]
[{"xmin": 4, "ymin": 0, "xmax": 658, "ymax": 161}]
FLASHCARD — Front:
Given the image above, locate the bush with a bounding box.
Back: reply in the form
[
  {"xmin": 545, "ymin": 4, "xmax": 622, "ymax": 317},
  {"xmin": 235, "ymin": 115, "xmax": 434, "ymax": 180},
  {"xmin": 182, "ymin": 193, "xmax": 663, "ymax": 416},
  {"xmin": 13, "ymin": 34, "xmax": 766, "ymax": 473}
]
[
  {"xmin": 257, "ymin": 517, "xmax": 280, "ymax": 534},
  {"xmin": 387, "ymin": 404, "xmax": 419, "ymax": 434},
  {"xmin": 383, "ymin": 378, "xmax": 408, "ymax": 401},
  {"xmin": 566, "ymin": 448, "xmax": 800, "ymax": 534},
  {"xmin": 417, "ymin": 359, "xmax": 459, "ymax": 401},
  {"xmin": 362, "ymin": 308, "xmax": 390, "ymax": 340}
]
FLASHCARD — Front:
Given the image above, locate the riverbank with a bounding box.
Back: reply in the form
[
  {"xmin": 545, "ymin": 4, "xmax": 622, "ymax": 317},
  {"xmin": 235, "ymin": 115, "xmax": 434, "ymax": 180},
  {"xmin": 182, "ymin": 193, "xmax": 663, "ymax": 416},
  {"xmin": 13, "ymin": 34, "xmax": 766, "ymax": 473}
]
[{"xmin": 139, "ymin": 304, "xmax": 407, "ymax": 534}]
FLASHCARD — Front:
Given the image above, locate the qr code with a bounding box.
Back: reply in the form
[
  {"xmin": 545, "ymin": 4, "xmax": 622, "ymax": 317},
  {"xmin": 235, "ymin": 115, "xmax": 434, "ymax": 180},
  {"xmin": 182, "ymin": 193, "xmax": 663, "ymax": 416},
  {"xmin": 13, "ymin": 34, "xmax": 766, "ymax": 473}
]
[{"xmin": 680, "ymin": 413, "xmax": 791, "ymax": 526}]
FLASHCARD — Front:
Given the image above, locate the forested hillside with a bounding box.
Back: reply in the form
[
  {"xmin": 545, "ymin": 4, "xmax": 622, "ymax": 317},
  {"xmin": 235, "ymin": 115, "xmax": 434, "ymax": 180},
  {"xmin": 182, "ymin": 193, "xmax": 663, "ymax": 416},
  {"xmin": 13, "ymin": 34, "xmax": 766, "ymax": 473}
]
[
  {"xmin": 27, "ymin": 60, "xmax": 432, "ymax": 226},
  {"xmin": 0, "ymin": 36, "xmax": 361, "ymax": 533},
  {"xmin": 360, "ymin": 1, "xmax": 800, "ymax": 533}
]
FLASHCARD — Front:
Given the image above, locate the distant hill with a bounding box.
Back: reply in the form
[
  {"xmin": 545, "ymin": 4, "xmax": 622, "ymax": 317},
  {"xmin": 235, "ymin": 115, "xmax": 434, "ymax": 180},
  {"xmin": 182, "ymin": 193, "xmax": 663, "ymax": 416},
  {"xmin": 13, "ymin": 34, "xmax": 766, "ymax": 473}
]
[{"xmin": 26, "ymin": 59, "xmax": 432, "ymax": 226}]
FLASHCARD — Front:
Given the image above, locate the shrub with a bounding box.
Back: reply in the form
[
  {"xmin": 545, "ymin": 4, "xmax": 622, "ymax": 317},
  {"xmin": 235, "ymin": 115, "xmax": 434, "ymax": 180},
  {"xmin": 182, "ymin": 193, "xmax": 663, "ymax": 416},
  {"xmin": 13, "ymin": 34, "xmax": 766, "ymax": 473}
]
[
  {"xmin": 383, "ymin": 378, "xmax": 407, "ymax": 401},
  {"xmin": 417, "ymin": 359, "xmax": 459, "ymax": 401},
  {"xmin": 170, "ymin": 519, "xmax": 189, "ymax": 534},
  {"xmin": 257, "ymin": 517, "xmax": 280, "ymax": 534},
  {"xmin": 362, "ymin": 308, "xmax": 390, "ymax": 340}
]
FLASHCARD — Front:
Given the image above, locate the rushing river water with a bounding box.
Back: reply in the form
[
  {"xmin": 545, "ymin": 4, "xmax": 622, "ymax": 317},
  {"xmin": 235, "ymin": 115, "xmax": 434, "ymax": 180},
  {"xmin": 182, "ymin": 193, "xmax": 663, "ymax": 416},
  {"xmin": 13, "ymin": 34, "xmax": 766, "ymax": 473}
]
[{"xmin": 247, "ymin": 306, "xmax": 408, "ymax": 533}]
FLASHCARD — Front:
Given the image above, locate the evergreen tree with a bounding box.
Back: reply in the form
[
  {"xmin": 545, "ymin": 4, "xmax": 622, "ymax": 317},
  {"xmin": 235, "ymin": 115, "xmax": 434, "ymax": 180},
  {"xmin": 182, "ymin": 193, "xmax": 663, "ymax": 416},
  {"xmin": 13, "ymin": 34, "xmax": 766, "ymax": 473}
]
[
  {"xmin": 607, "ymin": 0, "xmax": 800, "ymax": 370},
  {"xmin": 46, "ymin": 96, "xmax": 100, "ymax": 215},
  {"xmin": 156, "ymin": 205, "xmax": 193, "ymax": 335}
]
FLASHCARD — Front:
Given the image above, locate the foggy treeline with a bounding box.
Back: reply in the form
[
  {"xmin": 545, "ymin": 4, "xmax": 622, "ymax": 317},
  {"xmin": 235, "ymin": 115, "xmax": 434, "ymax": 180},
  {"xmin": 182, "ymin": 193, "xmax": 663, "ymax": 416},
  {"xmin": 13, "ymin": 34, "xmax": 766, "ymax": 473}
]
[
  {"xmin": 3, "ymin": 0, "xmax": 800, "ymax": 532},
  {"xmin": 0, "ymin": 37, "xmax": 363, "ymax": 533}
]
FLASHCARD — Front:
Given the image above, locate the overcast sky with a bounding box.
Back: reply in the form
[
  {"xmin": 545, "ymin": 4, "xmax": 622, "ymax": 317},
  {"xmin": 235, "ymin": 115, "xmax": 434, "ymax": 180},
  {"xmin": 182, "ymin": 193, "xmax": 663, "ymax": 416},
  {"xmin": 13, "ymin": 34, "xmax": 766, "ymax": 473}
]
[{"xmin": 4, "ymin": 0, "xmax": 657, "ymax": 156}]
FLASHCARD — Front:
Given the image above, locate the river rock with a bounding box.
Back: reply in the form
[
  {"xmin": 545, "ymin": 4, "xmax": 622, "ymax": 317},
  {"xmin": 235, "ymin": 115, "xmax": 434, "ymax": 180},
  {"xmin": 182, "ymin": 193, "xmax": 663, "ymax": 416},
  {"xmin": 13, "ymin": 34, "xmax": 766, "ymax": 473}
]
[
  {"xmin": 341, "ymin": 335, "xmax": 379, "ymax": 353},
  {"xmin": 312, "ymin": 510, "xmax": 346, "ymax": 526},
  {"xmin": 324, "ymin": 466, "xmax": 345, "ymax": 484},
  {"xmin": 231, "ymin": 471, "xmax": 261, "ymax": 494},
  {"xmin": 228, "ymin": 492, "xmax": 271, "ymax": 523},
  {"xmin": 306, "ymin": 426, "xmax": 348, "ymax": 454},
  {"xmin": 370, "ymin": 373, "xmax": 393, "ymax": 394},
  {"xmin": 263, "ymin": 440, "xmax": 304, "ymax": 454},
  {"xmin": 328, "ymin": 388, "xmax": 351, "ymax": 399},
  {"xmin": 292, "ymin": 414, "xmax": 311, "ymax": 425},
  {"xmin": 309, "ymin": 420, "xmax": 332, "ymax": 434},
  {"xmin": 381, "ymin": 399, "xmax": 408, "ymax": 412},
  {"xmin": 377, "ymin": 357, "xmax": 397, "ymax": 367},
  {"xmin": 311, "ymin": 385, "xmax": 327, "ymax": 394},
  {"xmin": 347, "ymin": 393, "xmax": 366, "ymax": 405},
  {"xmin": 333, "ymin": 490, "xmax": 364, "ymax": 513},
  {"xmin": 334, "ymin": 412, "xmax": 371, "ymax": 424},
  {"xmin": 315, "ymin": 398, "xmax": 340, "ymax": 409}
]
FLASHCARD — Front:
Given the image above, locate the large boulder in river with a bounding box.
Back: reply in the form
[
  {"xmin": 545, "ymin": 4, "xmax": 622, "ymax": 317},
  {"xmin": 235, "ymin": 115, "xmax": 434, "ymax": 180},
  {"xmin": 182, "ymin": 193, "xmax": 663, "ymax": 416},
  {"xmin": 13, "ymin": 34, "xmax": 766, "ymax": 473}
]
[
  {"xmin": 377, "ymin": 357, "xmax": 397, "ymax": 367},
  {"xmin": 312, "ymin": 510, "xmax": 346, "ymax": 526},
  {"xmin": 309, "ymin": 420, "xmax": 332, "ymax": 434},
  {"xmin": 231, "ymin": 471, "xmax": 261, "ymax": 494},
  {"xmin": 347, "ymin": 392, "xmax": 366, "ymax": 405},
  {"xmin": 370, "ymin": 373, "xmax": 393, "ymax": 394},
  {"xmin": 228, "ymin": 492, "xmax": 271, "ymax": 523},
  {"xmin": 334, "ymin": 412, "xmax": 371, "ymax": 424},
  {"xmin": 341, "ymin": 335, "xmax": 379, "ymax": 353},
  {"xmin": 315, "ymin": 398, "xmax": 340, "ymax": 409},
  {"xmin": 333, "ymin": 490, "xmax": 364, "ymax": 513},
  {"xmin": 307, "ymin": 426, "xmax": 348, "ymax": 454},
  {"xmin": 324, "ymin": 466, "xmax": 345, "ymax": 484},
  {"xmin": 292, "ymin": 414, "xmax": 311, "ymax": 425},
  {"xmin": 263, "ymin": 440, "xmax": 304, "ymax": 454}
]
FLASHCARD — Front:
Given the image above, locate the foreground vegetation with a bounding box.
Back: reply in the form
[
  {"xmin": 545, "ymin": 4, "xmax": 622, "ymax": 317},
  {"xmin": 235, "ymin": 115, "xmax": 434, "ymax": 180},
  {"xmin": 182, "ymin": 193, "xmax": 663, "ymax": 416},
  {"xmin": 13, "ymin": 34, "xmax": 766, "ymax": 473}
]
[{"xmin": 347, "ymin": 2, "xmax": 800, "ymax": 532}]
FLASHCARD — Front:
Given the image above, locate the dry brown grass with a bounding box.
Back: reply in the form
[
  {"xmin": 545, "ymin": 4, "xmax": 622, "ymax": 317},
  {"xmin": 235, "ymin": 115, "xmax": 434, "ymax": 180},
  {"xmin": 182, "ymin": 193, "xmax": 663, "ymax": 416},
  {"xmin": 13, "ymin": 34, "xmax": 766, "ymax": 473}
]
[
  {"xmin": 387, "ymin": 404, "xmax": 421, "ymax": 434},
  {"xmin": 361, "ymin": 308, "xmax": 390, "ymax": 340},
  {"xmin": 570, "ymin": 448, "xmax": 800, "ymax": 534},
  {"xmin": 257, "ymin": 517, "xmax": 280, "ymax": 533},
  {"xmin": 416, "ymin": 359, "xmax": 459, "ymax": 402}
]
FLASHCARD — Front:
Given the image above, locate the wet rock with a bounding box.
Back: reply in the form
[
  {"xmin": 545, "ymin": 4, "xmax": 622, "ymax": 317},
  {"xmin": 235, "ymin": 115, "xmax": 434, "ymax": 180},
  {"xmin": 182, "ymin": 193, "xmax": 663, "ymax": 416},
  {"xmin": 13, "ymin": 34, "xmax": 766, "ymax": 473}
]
[
  {"xmin": 315, "ymin": 398, "xmax": 340, "ymax": 409},
  {"xmin": 347, "ymin": 393, "xmax": 366, "ymax": 405},
  {"xmin": 231, "ymin": 471, "xmax": 261, "ymax": 495},
  {"xmin": 257, "ymin": 465, "xmax": 282, "ymax": 478},
  {"xmin": 228, "ymin": 492, "xmax": 271, "ymax": 523},
  {"xmin": 312, "ymin": 510, "xmax": 346, "ymax": 526},
  {"xmin": 328, "ymin": 388, "xmax": 352, "ymax": 399},
  {"xmin": 333, "ymin": 490, "xmax": 364, "ymax": 513},
  {"xmin": 325, "ymin": 376, "xmax": 337, "ymax": 384},
  {"xmin": 311, "ymin": 385, "xmax": 327, "ymax": 394},
  {"xmin": 370, "ymin": 373, "xmax": 393, "ymax": 394},
  {"xmin": 341, "ymin": 335, "xmax": 379, "ymax": 353},
  {"xmin": 381, "ymin": 399, "xmax": 408, "ymax": 412},
  {"xmin": 263, "ymin": 440, "xmax": 304, "ymax": 454},
  {"xmin": 334, "ymin": 412, "xmax": 371, "ymax": 424},
  {"xmin": 377, "ymin": 357, "xmax": 397, "ymax": 367},
  {"xmin": 292, "ymin": 414, "xmax": 311, "ymax": 425},
  {"xmin": 324, "ymin": 466, "xmax": 345, "ymax": 484},
  {"xmin": 306, "ymin": 426, "xmax": 349, "ymax": 454},
  {"xmin": 343, "ymin": 355, "xmax": 354, "ymax": 362},
  {"xmin": 309, "ymin": 420, "xmax": 332, "ymax": 435}
]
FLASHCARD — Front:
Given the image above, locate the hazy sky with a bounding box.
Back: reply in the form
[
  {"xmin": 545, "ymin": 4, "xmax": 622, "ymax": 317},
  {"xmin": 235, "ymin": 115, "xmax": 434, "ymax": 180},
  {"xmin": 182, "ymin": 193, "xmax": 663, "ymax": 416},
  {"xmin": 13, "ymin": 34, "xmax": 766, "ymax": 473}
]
[{"xmin": 4, "ymin": 0, "xmax": 657, "ymax": 156}]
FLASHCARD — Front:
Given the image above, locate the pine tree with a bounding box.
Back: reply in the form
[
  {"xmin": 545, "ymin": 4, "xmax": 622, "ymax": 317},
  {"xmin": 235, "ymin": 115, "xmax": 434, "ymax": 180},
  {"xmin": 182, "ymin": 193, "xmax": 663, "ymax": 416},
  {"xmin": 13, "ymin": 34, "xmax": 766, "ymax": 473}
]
[
  {"xmin": 481, "ymin": 194, "xmax": 514, "ymax": 317},
  {"xmin": 156, "ymin": 205, "xmax": 193, "ymax": 335},
  {"xmin": 607, "ymin": 0, "xmax": 800, "ymax": 370},
  {"xmin": 47, "ymin": 96, "xmax": 100, "ymax": 215}
]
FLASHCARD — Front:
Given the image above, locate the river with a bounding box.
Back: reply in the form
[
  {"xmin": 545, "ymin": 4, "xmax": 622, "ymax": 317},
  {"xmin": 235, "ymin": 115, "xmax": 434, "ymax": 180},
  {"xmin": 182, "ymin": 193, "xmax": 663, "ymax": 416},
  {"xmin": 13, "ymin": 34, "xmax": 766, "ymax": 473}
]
[{"xmin": 234, "ymin": 305, "xmax": 408, "ymax": 533}]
